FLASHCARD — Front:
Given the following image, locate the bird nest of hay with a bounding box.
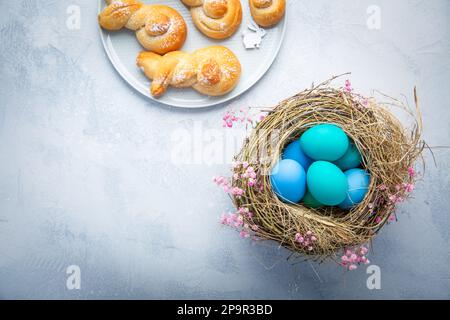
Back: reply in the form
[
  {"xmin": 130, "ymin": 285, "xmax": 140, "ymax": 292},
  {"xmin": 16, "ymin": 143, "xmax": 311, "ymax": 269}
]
[{"xmin": 230, "ymin": 77, "xmax": 425, "ymax": 260}]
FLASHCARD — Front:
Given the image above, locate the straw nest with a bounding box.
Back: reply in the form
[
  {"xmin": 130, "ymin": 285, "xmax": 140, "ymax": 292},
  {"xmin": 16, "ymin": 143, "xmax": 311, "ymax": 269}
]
[{"xmin": 231, "ymin": 77, "xmax": 425, "ymax": 259}]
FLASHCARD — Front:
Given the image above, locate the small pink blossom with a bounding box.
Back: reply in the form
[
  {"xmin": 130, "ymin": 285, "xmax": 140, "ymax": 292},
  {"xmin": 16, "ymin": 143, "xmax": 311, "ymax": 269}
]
[
  {"xmin": 388, "ymin": 194, "xmax": 404, "ymax": 204},
  {"xmin": 239, "ymin": 230, "xmax": 249, "ymax": 238},
  {"xmin": 222, "ymin": 108, "xmax": 253, "ymax": 128},
  {"xmin": 259, "ymin": 114, "xmax": 267, "ymax": 122},
  {"xmin": 359, "ymin": 246, "xmax": 369, "ymax": 255},
  {"xmin": 361, "ymin": 97, "xmax": 369, "ymax": 107},
  {"xmin": 344, "ymin": 79, "xmax": 353, "ymax": 93},
  {"xmin": 295, "ymin": 231, "xmax": 316, "ymax": 250},
  {"xmin": 341, "ymin": 245, "xmax": 370, "ymax": 271},
  {"xmin": 220, "ymin": 210, "xmax": 259, "ymax": 240},
  {"xmin": 403, "ymin": 183, "xmax": 414, "ymax": 193},
  {"xmin": 231, "ymin": 161, "xmax": 241, "ymax": 168},
  {"xmin": 408, "ymin": 166, "xmax": 415, "ymax": 178},
  {"xmin": 231, "ymin": 187, "xmax": 244, "ymax": 197},
  {"xmin": 220, "ymin": 213, "xmax": 228, "ymax": 224},
  {"xmin": 238, "ymin": 207, "xmax": 248, "ymax": 215},
  {"xmin": 348, "ymin": 264, "xmax": 358, "ymax": 271}
]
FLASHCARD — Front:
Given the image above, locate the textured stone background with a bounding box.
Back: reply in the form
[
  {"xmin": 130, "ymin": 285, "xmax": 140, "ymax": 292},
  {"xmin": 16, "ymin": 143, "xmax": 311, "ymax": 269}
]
[{"xmin": 1, "ymin": 0, "xmax": 449, "ymax": 299}]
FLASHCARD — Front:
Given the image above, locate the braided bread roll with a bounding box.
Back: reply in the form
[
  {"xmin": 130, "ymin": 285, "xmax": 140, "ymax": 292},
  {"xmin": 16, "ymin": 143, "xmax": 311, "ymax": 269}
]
[
  {"xmin": 99, "ymin": 0, "xmax": 187, "ymax": 55},
  {"xmin": 181, "ymin": 0, "xmax": 242, "ymax": 39},
  {"xmin": 249, "ymin": 0, "xmax": 286, "ymax": 27},
  {"xmin": 137, "ymin": 46, "xmax": 241, "ymax": 97}
]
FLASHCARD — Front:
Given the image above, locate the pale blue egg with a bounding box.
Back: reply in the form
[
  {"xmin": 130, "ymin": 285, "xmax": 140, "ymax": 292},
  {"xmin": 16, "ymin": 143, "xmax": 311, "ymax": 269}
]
[
  {"xmin": 282, "ymin": 140, "xmax": 313, "ymax": 170},
  {"xmin": 307, "ymin": 161, "xmax": 348, "ymax": 206},
  {"xmin": 334, "ymin": 143, "xmax": 362, "ymax": 170},
  {"xmin": 300, "ymin": 124, "xmax": 349, "ymax": 161},
  {"xmin": 270, "ymin": 159, "xmax": 307, "ymax": 203},
  {"xmin": 339, "ymin": 169, "xmax": 371, "ymax": 210}
]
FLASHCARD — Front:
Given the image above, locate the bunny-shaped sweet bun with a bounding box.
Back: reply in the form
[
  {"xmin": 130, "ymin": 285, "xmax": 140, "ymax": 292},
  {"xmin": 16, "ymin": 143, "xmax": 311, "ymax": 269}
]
[
  {"xmin": 99, "ymin": 0, "xmax": 187, "ymax": 54},
  {"xmin": 249, "ymin": 0, "xmax": 286, "ymax": 27},
  {"xmin": 181, "ymin": 0, "xmax": 242, "ymax": 39},
  {"xmin": 242, "ymin": 21, "xmax": 267, "ymax": 49},
  {"xmin": 137, "ymin": 46, "xmax": 242, "ymax": 97}
]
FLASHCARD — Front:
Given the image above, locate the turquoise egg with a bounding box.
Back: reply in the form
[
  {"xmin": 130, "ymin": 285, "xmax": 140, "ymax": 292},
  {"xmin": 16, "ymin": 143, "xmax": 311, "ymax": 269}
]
[
  {"xmin": 300, "ymin": 124, "xmax": 349, "ymax": 161},
  {"xmin": 334, "ymin": 143, "xmax": 362, "ymax": 171},
  {"xmin": 307, "ymin": 161, "xmax": 348, "ymax": 206},
  {"xmin": 270, "ymin": 159, "xmax": 307, "ymax": 203},
  {"xmin": 339, "ymin": 169, "xmax": 371, "ymax": 210},
  {"xmin": 282, "ymin": 140, "xmax": 313, "ymax": 171},
  {"xmin": 302, "ymin": 190, "xmax": 323, "ymax": 209}
]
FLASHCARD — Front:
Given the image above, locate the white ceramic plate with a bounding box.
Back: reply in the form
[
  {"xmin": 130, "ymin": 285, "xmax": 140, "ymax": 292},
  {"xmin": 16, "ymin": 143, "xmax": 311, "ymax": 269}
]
[{"xmin": 98, "ymin": 0, "xmax": 286, "ymax": 108}]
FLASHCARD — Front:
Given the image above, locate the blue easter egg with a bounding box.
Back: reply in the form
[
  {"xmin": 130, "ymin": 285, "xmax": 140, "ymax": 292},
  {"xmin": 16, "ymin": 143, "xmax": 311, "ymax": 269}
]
[
  {"xmin": 270, "ymin": 159, "xmax": 307, "ymax": 203},
  {"xmin": 339, "ymin": 169, "xmax": 371, "ymax": 210},
  {"xmin": 334, "ymin": 143, "xmax": 362, "ymax": 171},
  {"xmin": 302, "ymin": 190, "xmax": 323, "ymax": 209},
  {"xmin": 307, "ymin": 161, "xmax": 348, "ymax": 206},
  {"xmin": 300, "ymin": 124, "xmax": 349, "ymax": 161},
  {"xmin": 282, "ymin": 140, "xmax": 313, "ymax": 170}
]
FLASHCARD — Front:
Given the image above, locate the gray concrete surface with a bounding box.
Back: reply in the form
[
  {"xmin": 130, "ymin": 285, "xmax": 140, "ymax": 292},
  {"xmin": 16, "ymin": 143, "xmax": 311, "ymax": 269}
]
[{"xmin": 0, "ymin": 0, "xmax": 449, "ymax": 299}]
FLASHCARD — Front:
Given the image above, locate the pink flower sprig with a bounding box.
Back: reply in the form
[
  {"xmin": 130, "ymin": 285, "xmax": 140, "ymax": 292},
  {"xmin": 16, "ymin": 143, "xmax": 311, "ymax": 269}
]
[
  {"xmin": 387, "ymin": 181, "xmax": 415, "ymax": 205},
  {"xmin": 375, "ymin": 214, "xmax": 396, "ymax": 224},
  {"xmin": 341, "ymin": 79, "xmax": 370, "ymax": 108},
  {"xmin": 295, "ymin": 231, "xmax": 317, "ymax": 251},
  {"xmin": 222, "ymin": 108, "xmax": 268, "ymax": 128},
  {"xmin": 374, "ymin": 175, "xmax": 416, "ymax": 223},
  {"xmin": 258, "ymin": 113, "xmax": 268, "ymax": 122},
  {"xmin": 222, "ymin": 108, "xmax": 253, "ymax": 128},
  {"xmin": 237, "ymin": 206, "xmax": 254, "ymax": 219},
  {"xmin": 344, "ymin": 79, "xmax": 353, "ymax": 93},
  {"xmin": 213, "ymin": 175, "xmax": 244, "ymax": 198},
  {"xmin": 220, "ymin": 207, "xmax": 259, "ymax": 238},
  {"xmin": 408, "ymin": 166, "xmax": 416, "ymax": 178},
  {"xmin": 232, "ymin": 161, "xmax": 260, "ymax": 189},
  {"xmin": 341, "ymin": 246, "xmax": 370, "ymax": 271},
  {"xmin": 374, "ymin": 167, "xmax": 417, "ymax": 211}
]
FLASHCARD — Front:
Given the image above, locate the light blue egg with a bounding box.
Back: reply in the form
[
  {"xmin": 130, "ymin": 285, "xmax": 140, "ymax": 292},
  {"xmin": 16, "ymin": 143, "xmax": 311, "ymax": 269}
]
[
  {"xmin": 307, "ymin": 161, "xmax": 348, "ymax": 206},
  {"xmin": 334, "ymin": 143, "xmax": 362, "ymax": 171},
  {"xmin": 282, "ymin": 140, "xmax": 313, "ymax": 171},
  {"xmin": 339, "ymin": 169, "xmax": 371, "ymax": 210},
  {"xmin": 300, "ymin": 124, "xmax": 349, "ymax": 161},
  {"xmin": 270, "ymin": 159, "xmax": 307, "ymax": 203}
]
